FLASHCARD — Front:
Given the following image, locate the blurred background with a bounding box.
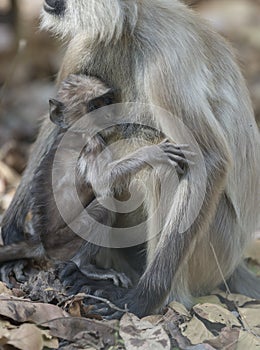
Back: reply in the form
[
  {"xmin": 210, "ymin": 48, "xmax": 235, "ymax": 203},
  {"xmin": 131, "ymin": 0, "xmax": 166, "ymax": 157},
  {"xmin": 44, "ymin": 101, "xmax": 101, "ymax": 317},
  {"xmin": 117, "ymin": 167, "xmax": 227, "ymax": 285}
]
[{"xmin": 0, "ymin": 0, "xmax": 259, "ymax": 215}]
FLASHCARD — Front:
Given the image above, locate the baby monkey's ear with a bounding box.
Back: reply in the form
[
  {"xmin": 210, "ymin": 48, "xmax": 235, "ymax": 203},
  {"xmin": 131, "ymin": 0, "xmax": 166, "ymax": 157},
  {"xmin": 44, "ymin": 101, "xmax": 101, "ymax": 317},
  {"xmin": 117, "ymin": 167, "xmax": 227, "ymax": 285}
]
[
  {"xmin": 49, "ymin": 99, "xmax": 67, "ymax": 129},
  {"xmin": 87, "ymin": 88, "xmax": 121, "ymax": 113}
]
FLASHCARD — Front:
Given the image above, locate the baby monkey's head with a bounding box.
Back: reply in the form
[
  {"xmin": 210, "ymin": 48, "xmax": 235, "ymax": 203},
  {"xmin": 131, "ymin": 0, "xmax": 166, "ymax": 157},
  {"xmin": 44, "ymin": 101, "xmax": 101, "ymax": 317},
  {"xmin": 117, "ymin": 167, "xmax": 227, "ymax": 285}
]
[{"xmin": 49, "ymin": 74, "xmax": 120, "ymax": 129}]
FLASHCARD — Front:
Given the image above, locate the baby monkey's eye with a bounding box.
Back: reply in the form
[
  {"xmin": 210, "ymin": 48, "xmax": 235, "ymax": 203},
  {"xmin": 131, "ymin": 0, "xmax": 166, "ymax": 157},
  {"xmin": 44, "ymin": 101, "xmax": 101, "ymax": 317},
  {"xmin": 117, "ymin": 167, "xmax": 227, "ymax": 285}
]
[
  {"xmin": 103, "ymin": 97, "xmax": 113, "ymax": 105},
  {"xmin": 88, "ymin": 104, "xmax": 98, "ymax": 112}
]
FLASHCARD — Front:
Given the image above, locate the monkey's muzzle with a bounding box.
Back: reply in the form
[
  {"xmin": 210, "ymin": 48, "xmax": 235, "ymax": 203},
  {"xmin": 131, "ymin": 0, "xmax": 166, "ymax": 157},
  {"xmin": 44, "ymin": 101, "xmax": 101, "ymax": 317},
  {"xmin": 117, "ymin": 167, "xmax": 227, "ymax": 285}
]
[{"xmin": 44, "ymin": 0, "xmax": 65, "ymax": 16}]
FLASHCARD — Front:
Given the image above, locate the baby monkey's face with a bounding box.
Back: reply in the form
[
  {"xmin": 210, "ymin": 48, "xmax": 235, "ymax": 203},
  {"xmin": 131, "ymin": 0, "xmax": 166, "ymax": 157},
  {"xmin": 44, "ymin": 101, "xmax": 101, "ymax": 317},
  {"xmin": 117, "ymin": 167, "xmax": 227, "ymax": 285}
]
[{"xmin": 49, "ymin": 74, "xmax": 119, "ymax": 129}]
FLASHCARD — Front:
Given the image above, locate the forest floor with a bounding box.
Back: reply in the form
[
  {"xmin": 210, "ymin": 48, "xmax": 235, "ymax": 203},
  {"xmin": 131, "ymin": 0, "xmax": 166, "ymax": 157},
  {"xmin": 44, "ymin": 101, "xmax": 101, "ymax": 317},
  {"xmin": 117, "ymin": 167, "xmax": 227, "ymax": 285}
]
[{"xmin": 0, "ymin": 254, "xmax": 259, "ymax": 349}]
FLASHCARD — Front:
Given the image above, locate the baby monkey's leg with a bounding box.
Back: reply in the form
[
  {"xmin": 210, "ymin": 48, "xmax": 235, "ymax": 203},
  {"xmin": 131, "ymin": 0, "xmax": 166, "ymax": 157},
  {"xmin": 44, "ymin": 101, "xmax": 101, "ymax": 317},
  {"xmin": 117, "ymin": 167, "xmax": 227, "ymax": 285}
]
[{"xmin": 58, "ymin": 199, "xmax": 132, "ymax": 294}]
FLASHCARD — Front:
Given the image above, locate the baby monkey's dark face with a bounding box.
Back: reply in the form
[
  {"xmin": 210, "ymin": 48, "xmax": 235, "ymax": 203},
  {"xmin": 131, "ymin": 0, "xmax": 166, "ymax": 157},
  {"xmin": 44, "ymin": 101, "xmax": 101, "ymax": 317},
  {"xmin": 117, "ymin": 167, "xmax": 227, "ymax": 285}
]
[{"xmin": 49, "ymin": 74, "xmax": 119, "ymax": 130}]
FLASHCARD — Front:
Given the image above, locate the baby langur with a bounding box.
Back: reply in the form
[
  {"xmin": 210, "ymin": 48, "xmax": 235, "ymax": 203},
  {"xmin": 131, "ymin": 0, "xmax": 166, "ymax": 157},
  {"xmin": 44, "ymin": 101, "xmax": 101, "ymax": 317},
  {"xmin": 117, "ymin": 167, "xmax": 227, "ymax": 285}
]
[
  {"xmin": 0, "ymin": 74, "xmax": 191, "ymax": 288},
  {"xmin": 35, "ymin": 74, "xmax": 192, "ymax": 289},
  {"xmin": 0, "ymin": 76, "xmax": 118, "ymax": 285},
  {"xmin": 0, "ymin": 75, "xmax": 122, "ymax": 284}
]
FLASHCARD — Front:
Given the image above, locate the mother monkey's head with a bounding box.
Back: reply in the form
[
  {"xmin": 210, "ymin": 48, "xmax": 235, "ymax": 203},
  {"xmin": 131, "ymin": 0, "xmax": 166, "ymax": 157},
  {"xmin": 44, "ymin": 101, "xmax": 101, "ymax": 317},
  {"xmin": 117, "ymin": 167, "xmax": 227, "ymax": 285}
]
[{"xmin": 41, "ymin": 0, "xmax": 138, "ymax": 41}]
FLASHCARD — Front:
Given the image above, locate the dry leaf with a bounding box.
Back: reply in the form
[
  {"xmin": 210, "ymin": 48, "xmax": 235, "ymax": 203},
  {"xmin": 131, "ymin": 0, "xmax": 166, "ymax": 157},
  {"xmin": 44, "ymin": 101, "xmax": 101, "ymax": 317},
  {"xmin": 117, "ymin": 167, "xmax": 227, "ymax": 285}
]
[
  {"xmin": 207, "ymin": 327, "xmax": 240, "ymax": 350},
  {"xmin": 142, "ymin": 315, "xmax": 163, "ymax": 325},
  {"xmin": 186, "ymin": 344, "xmax": 216, "ymax": 350},
  {"xmin": 120, "ymin": 313, "xmax": 171, "ymax": 350},
  {"xmin": 163, "ymin": 308, "xmax": 191, "ymax": 349},
  {"xmin": 5, "ymin": 324, "xmax": 44, "ymax": 350},
  {"xmin": 68, "ymin": 300, "xmax": 82, "ymax": 317},
  {"xmin": 236, "ymin": 330, "xmax": 260, "ymax": 350},
  {"xmin": 0, "ymin": 160, "xmax": 20, "ymax": 186},
  {"xmin": 0, "ymin": 295, "xmax": 68, "ymax": 324},
  {"xmin": 193, "ymin": 295, "xmax": 224, "ymax": 307},
  {"xmin": 193, "ymin": 303, "xmax": 241, "ymax": 327},
  {"xmin": 0, "ymin": 282, "xmax": 12, "ymax": 295},
  {"xmin": 216, "ymin": 291, "xmax": 257, "ymax": 307},
  {"xmin": 168, "ymin": 301, "xmax": 191, "ymax": 318},
  {"xmin": 238, "ymin": 306, "xmax": 260, "ymax": 336},
  {"xmin": 180, "ymin": 316, "xmax": 216, "ymax": 345},
  {"xmin": 1, "ymin": 190, "xmax": 16, "ymax": 211},
  {"xmin": 0, "ymin": 323, "xmax": 58, "ymax": 350},
  {"xmin": 46, "ymin": 317, "xmax": 118, "ymax": 343},
  {"xmin": 0, "ymin": 319, "xmax": 16, "ymax": 330},
  {"xmin": 41, "ymin": 329, "xmax": 59, "ymax": 349},
  {"xmin": 0, "ymin": 177, "xmax": 6, "ymax": 195}
]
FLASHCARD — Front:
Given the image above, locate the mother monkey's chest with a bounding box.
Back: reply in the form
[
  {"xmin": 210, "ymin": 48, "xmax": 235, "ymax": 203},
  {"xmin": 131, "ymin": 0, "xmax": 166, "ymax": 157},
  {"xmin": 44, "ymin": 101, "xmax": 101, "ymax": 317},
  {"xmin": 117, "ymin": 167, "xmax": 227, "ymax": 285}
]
[{"xmin": 59, "ymin": 36, "xmax": 144, "ymax": 102}]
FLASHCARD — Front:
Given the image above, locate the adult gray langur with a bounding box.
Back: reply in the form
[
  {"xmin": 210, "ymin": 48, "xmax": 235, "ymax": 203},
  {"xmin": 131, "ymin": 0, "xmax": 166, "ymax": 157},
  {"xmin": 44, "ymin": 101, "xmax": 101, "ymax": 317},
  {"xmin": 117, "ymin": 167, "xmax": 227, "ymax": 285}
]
[{"xmin": 1, "ymin": 0, "xmax": 260, "ymax": 318}]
